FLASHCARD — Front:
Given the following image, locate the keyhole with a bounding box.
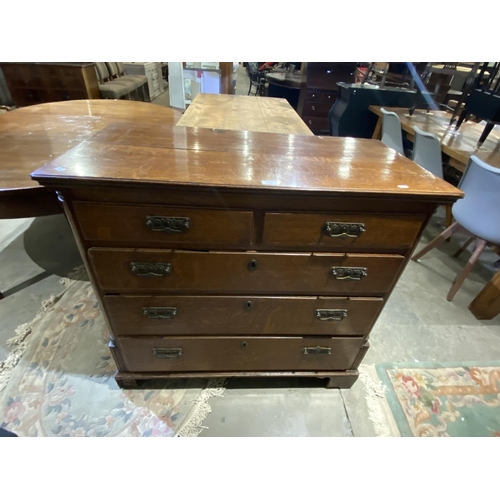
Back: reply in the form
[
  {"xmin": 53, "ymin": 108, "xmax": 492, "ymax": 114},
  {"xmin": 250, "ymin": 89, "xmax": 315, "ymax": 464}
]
[
  {"xmin": 241, "ymin": 341, "xmax": 248, "ymax": 349},
  {"xmin": 245, "ymin": 301, "xmax": 252, "ymax": 310},
  {"xmin": 248, "ymin": 259, "xmax": 258, "ymax": 271}
]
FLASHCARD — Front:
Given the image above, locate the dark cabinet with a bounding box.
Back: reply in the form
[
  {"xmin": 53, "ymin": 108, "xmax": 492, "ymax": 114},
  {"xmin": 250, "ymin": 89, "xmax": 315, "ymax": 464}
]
[{"xmin": 298, "ymin": 63, "xmax": 357, "ymax": 135}]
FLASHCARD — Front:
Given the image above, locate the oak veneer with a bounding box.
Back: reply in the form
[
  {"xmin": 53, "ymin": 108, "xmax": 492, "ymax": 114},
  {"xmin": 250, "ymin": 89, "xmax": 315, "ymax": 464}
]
[
  {"xmin": 31, "ymin": 123, "xmax": 463, "ymax": 388},
  {"xmin": 104, "ymin": 295, "xmax": 383, "ymax": 337}
]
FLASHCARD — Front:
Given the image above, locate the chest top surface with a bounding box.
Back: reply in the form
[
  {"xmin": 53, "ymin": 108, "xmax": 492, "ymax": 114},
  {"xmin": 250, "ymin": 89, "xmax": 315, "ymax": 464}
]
[{"xmin": 31, "ymin": 122, "xmax": 462, "ymax": 202}]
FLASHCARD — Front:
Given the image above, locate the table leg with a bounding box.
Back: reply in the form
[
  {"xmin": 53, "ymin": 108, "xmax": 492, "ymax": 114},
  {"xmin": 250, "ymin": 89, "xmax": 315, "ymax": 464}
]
[
  {"xmin": 469, "ymin": 269, "xmax": 500, "ymax": 320},
  {"xmin": 372, "ymin": 117, "xmax": 382, "ymax": 140},
  {"xmin": 477, "ymin": 121, "xmax": 495, "ymax": 147}
]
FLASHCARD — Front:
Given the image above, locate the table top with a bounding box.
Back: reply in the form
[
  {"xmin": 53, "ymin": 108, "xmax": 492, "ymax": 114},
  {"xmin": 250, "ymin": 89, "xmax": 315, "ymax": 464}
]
[
  {"xmin": 0, "ymin": 100, "xmax": 182, "ymax": 197},
  {"xmin": 265, "ymin": 71, "xmax": 303, "ymax": 89},
  {"xmin": 369, "ymin": 106, "xmax": 500, "ymax": 170},
  {"xmin": 177, "ymin": 94, "xmax": 312, "ymax": 135},
  {"xmin": 32, "ymin": 122, "xmax": 462, "ymax": 203}
]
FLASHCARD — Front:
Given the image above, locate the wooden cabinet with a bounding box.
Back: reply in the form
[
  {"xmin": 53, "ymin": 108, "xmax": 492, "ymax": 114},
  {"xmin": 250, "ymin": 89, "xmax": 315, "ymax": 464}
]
[
  {"xmin": 298, "ymin": 63, "xmax": 357, "ymax": 135},
  {"xmin": 123, "ymin": 62, "xmax": 163, "ymax": 100},
  {"xmin": 31, "ymin": 124, "xmax": 462, "ymax": 389},
  {"xmin": 0, "ymin": 63, "xmax": 100, "ymax": 107}
]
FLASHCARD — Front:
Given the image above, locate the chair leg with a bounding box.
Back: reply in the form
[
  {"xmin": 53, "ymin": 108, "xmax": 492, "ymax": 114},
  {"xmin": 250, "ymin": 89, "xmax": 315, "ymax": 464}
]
[
  {"xmin": 412, "ymin": 221, "xmax": 460, "ymax": 261},
  {"xmin": 444, "ymin": 205, "xmax": 453, "ymax": 242},
  {"xmin": 447, "ymin": 238, "xmax": 487, "ymax": 301},
  {"xmin": 144, "ymin": 83, "xmax": 150, "ymax": 102},
  {"xmin": 453, "ymin": 236, "xmax": 474, "ymax": 258}
]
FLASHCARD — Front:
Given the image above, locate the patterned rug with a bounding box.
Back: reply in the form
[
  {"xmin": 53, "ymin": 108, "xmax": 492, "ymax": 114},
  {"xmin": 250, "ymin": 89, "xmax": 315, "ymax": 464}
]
[
  {"xmin": 360, "ymin": 362, "xmax": 500, "ymax": 437},
  {"xmin": 0, "ymin": 270, "xmax": 225, "ymax": 437}
]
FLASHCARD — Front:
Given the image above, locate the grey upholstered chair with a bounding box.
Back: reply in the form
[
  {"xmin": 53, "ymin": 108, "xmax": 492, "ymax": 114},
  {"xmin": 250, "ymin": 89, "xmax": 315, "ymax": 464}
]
[
  {"xmin": 106, "ymin": 63, "xmax": 150, "ymax": 101},
  {"xmin": 94, "ymin": 62, "xmax": 135, "ymax": 100}
]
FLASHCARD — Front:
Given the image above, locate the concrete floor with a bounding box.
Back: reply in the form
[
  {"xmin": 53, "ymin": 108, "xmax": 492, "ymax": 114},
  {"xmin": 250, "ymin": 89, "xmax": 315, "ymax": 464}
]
[
  {"xmin": 2, "ymin": 209, "xmax": 500, "ymax": 437},
  {"xmin": 2, "ymin": 65, "xmax": 500, "ymax": 436}
]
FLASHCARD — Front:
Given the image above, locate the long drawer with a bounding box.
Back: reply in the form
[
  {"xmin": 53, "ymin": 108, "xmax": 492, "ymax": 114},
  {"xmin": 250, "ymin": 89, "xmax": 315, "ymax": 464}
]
[
  {"xmin": 73, "ymin": 203, "xmax": 254, "ymax": 247},
  {"xmin": 89, "ymin": 249, "xmax": 405, "ymax": 295},
  {"xmin": 302, "ymin": 100, "xmax": 333, "ymax": 116},
  {"xmin": 117, "ymin": 336, "xmax": 367, "ymax": 372},
  {"xmin": 104, "ymin": 295, "xmax": 384, "ymax": 336},
  {"xmin": 262, "ymin": 212, "xmax": 425, "ymax": 250},
  {"xmin": 302, "ymin": 115, "xmax": 329, "ymax": 132}
]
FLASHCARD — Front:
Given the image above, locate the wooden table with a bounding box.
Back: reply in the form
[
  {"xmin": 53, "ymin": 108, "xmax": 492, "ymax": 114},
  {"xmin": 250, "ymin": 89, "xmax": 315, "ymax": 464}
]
[
  {"xmin": 369, "ymin": 106, "xmax": 500, "ymax": 171},
  {"xmin": 265, "ymin": 71, "xmax": 303, "ymax": 89},
  {"xmin": 177, "ymin": 93, "xmax": 312, "ymax": 135},
  {"xmin": 0, "ymin": 100, "xmax": 182, "ymax": 219}
]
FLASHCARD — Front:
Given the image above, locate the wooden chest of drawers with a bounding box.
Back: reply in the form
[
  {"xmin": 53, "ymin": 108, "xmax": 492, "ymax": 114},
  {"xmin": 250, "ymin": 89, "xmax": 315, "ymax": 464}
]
[
  {"xmin": 31, "ymin": 124, "xmax": 462, "ymax": 388},
  {"xmin": 297, "ymin": 63, "xmax": 357, "ymax": 135},
  {"xmin": 0, "ymin": 62, "xmax": 100, "ymax": 107}
]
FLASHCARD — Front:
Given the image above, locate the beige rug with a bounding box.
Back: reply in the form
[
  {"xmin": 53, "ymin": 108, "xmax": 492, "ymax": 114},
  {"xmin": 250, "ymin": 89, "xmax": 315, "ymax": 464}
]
[{"xmin": 0, "ymin": 269, "xmax": 225, "ymax": 437}]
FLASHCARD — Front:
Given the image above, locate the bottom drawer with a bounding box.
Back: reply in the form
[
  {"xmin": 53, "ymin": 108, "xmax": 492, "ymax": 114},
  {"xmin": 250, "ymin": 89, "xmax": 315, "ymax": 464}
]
[
  {"xmin": 302, "ymin": 115, "xmax": 329, "ymax": 133},
  {"xmin": 117, "ymin": 336, "xmax": 366, "ymax": 372}
]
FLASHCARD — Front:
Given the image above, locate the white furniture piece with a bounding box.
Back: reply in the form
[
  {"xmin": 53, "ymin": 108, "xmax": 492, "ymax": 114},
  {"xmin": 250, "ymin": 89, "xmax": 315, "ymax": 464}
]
[
  {"xmin": 412, "ymin": 155, "xmax": 500, "ymax": 301},
  {"xmin": 123, "ymin": 62, "xmax": 163, "ymax": 101},
  {"xmin": 412, "ymin": 126, "xmax": 444, "ymax": 178},
  {"xmin": 380, "ymin": 107, "xmax": 404, "ymax": 155}
]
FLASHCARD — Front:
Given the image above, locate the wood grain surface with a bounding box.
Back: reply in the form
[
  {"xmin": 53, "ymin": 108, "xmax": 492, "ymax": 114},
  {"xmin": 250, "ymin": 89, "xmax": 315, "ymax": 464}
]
[
  {"xmin": 176, "ymin": 93, "xmax": 312, "ymax": 135},
  {"xmin": 88, "ymin": 248, "xmax": 405, "ymax": 295},
  {"xmin": 0, "ymin": 100, "xmax": 182, "ymax": 217},
  {"xmin": 116, "ymin": 336, "xmax": 366, "ymax": 372},
  {"xmin": 31, "ymin": 122, "xmax": 463, "ymax": 203},
  {"xmin": 104, "ymin": 295, "xmax": 384, "ymax": 337}
]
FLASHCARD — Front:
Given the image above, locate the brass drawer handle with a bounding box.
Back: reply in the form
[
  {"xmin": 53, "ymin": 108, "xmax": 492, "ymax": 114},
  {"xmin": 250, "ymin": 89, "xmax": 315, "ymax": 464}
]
[
  {"xmin": 145, "ymin": 216, "xmax": 191, "ymax": 233},
  {"xmin": 130, "ymin": 262, "xmax": 172, "ymax": 277},
  {"xmin": 153, "ymin": 348, "xmax": 182, "ymax": 359},
  {"xmin": 311, "ymin": 105, "xmax": 316, "ymax": 110},
  {"xmin": 304, "ymin": 346, "xmax": 331, "ymax": 355},
  {"xmin": 323, "ymin": 222, "xmax": 365, "ymax": 238},
  {"xmin": 143, "ymin": 307, "xmax": 177, "ymax": 319},
  {"xmin": 331, "ymin": 266, "xmax": 367, "ymax": 280},
  {"xmin": 315, "ymin": 309, "xmax": 347, "ymax": 321}
]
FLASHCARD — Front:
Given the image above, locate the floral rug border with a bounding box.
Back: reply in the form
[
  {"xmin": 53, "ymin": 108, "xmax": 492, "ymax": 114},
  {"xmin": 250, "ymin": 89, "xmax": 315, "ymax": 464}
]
[{"xmin": 360, "ymin": 361, "xmax": 500, "ymax": 437}]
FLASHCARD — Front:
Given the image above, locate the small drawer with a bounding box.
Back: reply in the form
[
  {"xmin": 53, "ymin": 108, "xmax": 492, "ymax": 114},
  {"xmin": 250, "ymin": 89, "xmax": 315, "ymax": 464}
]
[
  {"xmin": 302, "ymin": 115, "xmax": 329, "ymax": 132},
  {"xmin": 116, "ymin": 336, "xmax": 366, "ymax": 372},
  {"xmin": 306, "ymin": 89, "xmax": 336, "ymax": 101},
  {"xmin": 74, "ymin": 203, "xmax": 253, "ymax": 247},
  {"xmin": 262, "ymin": 213, "xmax": 425, "ymax": 250},
  {"xmin": 89, "ymin": 248, "xmax": 404, "ymax": 295},
  {"xmin": 302, "ymin": 100, "xmax": 333, "ymax": 116},
  {"xmin": 105, "ymin": 295, "xmax": 384, "ymax": 337}
]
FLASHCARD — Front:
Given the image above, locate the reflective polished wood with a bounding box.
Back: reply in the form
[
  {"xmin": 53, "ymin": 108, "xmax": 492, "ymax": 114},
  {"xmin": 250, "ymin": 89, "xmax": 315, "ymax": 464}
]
[
  {"xmin": 370, "ymin": 106, "xmax": 500, "ymax": 170},
  {"xmin": 0, "ymin": 100, "xmax": 182, "ymax": 218},
  {"xmin": 32, "ymin": 122, "xmax": 461, "ymax": 202},
  {"xmin": 31, "ymin": 123, "xmax": 462, "ymax": 388},
  {"xmin": 176, "ymin": 93, "xmax": 312, "ymax": 135}
]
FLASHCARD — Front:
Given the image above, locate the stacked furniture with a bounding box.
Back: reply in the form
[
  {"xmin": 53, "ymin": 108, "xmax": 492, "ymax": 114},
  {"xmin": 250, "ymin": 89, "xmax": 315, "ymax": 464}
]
[
  {"xmin": 297, "ymin": 63, "xmax": 357, "ymax": 135},
  {"xmin": 94, "ymin": 62, "xmax": 147, "ymax": 101},
  {"xmin": 106, "ymin": 63, "xmax": 149, "ymax": 101},
  {"xmin": 0, "ymin": 62, "xmax": 100, "ymax": 107},
  {"xmin": 31, "ymin": 124, "xmax": 462, "ymax": 389}
]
